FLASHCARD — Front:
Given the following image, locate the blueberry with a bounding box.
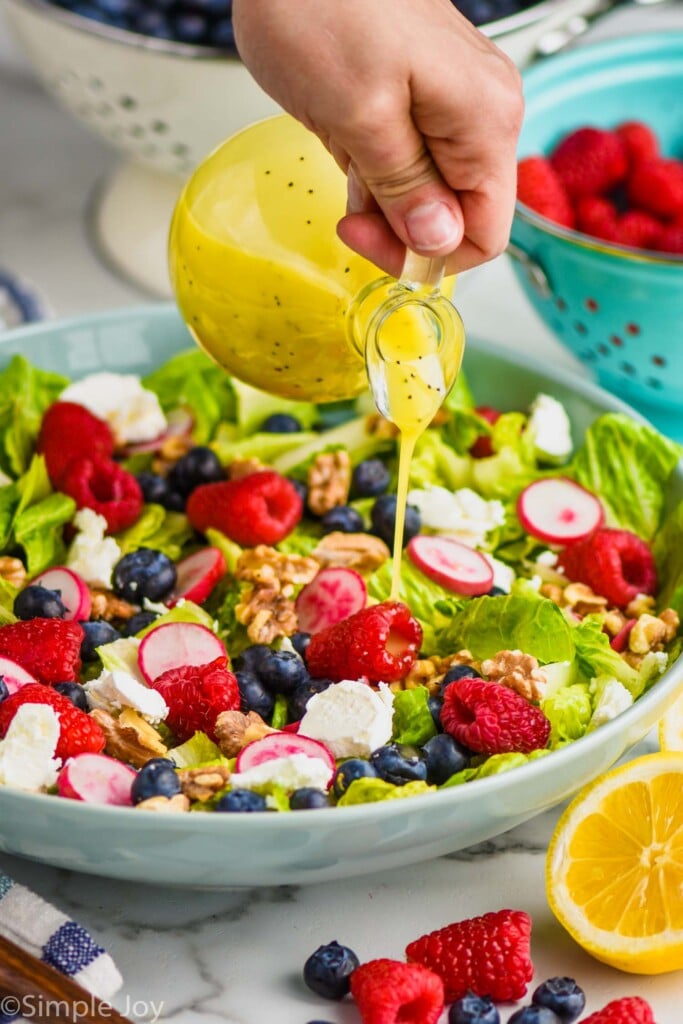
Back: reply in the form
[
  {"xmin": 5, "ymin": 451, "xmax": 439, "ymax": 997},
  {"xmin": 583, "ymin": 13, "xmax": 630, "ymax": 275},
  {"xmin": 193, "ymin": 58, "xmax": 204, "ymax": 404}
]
[
  {"xmin": 113, "ymin": 547, "xmax": 177, "ymax": 603},
  {"xmin": 52, "ymin": 682, "xmax": 90, "ymax": 713},
  {"xmin": 487, "ymin": 585, "xmax": 507, "ymax": 596},
  {"xmin": 236, "ymin": 670, "xmax": 275, "ymax": 720},
  {"xmin": 427, "ymin": 695, "xmax": 444, "ymax": 731},
  {"xmin": 449, "ymin": 991, "xmax": 500, "ymax": 1024},
  {"xmin": 167, "ymin": 446, "xmax": 225, "ymax": 497},
  {"xmin": 303, "ymin": 940, "xmax": 360, "ymax": 1000},
  {"xmin": 233, "ymin": 643, "xmax": 271, "ymax": 675},
  {"xmin": 288, "ymin": 677, "xmax": 333, "ymax": 722},
  {"xmin": 169, "ymin": 11, "xmax": 209, "ymax": 43},
  {"xmin": 370, "ymin": 743, "xmax": 428, "ymax": 786},
  {"xmin": 131, "ymin": 9, "xmax": 174, "ymax": 37},
  {"xmin": 257, "ymin": 649, "xmax": 309, "ymax": 695},
  {"xmin": 423, "ymin": 733, "xmax": 470, "ymax": 785},
  {"xmin": 93, "ymin": 0, "xmax": 135, "ymax": 17},
  {"xmin": 80, "ymin": 619, "xmax": 120, "ymax": 661},
  {"xmin": 131, "ymin": 759, "xmax": 181, "ymax": 805},
  {"xmin": 14, "ymin": 585, "xmax": 66, "ymax": 621},
  {"xmin": 352, "ymin": 458, "xmax": 391, "ymax": 497},
  {"xmin": 288, "ymin": 478, "xmax": 308, "ymax": 505},
  {"xmin": 136, "ymin": 471, "xmax": 173, "ymax": 506},
  {"xmin": 532, "ymin": 978, "xmax": 586, "ymax": 1022},
  {"xmin": 0, "ymin": 678, "xmax": 9, "ymax": 704},
  {"xmin": 508, "ymin": 1008, "xmax": 562, "ymax": 1024},
  {"xmin": 261, "ymin": 412, "xmax": 302, "ymax": 433},
  {"xmin": 290, "ymin": 631, "xmax": 311, "ymax": 658},
  {"xmin": 370, "ymin": 494, "xmax": 420, "ymax": 548},
  {"xmin": 440, "ymin": 663, "xmax": 481, "ymax": 695},
  {"xmin": 289, "ymin": 787, "xmax": 330, "ymax": 810},
  {"xmin": 320, "ymin": 505, "xmax": 364, "ymax": 533},
  {"xmin": 215, "ymin": 789, "xmax": 267, "ymax": 813},
  {"xmin": 332, "ymin": 758, "xmax": 379, "ymax": 798},
  {"xmin": 121, "ymin": 610, "xmax": 159, "ymax": 637}
]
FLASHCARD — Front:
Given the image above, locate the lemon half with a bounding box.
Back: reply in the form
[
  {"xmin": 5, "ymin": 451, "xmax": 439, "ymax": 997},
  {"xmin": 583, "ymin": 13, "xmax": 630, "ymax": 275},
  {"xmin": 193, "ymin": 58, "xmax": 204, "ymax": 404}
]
[{"xmin": 546, "ymin": 752, "xmax": 683, "ymax": 974}]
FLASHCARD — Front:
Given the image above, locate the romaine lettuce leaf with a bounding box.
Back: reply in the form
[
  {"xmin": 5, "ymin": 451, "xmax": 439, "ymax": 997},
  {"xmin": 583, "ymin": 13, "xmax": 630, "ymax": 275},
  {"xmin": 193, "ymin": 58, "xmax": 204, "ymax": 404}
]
[
  {"xmin": 0, "ymin": 356, "xmax": 68, "ymax": 477},
  {"xmin": 572, "ymin": 615, "xmax": 641, "ymax": 696},
  {"xmin": 230, "ymin": 377, "xmax": 319, "ymax": 435},
  {"xmin": 115, "ymin": 504, "xmax": 192, "ymax": 562},
  {"xmin": 13, "ymin": 492, "xmax": 76, "ymax": 574},
  {"xmin": 211, "ymin": 424, "xmax": 319, "ymax": 468},
  {"xmin": 142, "ymin": 348, "xmax": 236, "ymax": 444},
  {"xmin": 443, "ymin": 368, "xmax": 474, "ymax": 412},
  {"xmin": 137, "ymin": 601, "xmax": 216, "ymax": 637},
  {"xmin": 440, "ymin": 748, "xmax": 550, "ymax": 787},
  {"xmin": 470, "ymin": 445, "xmax": 540, "ymax": 500},
  {"xmin": 96, "ymin": 637, "xmax": 144, "ymax": 681},
  {"xmin": 441, "ymin": 593, "xmax": 574, "ymax": 664},
  {"xmin": 408, "ymin": 431, "xmax": 470, "ymax": 491},
  {"xmin": 572, "ymin": 413, "xmax": 681, "ymax": 540},
  {"xmin": 653, "ymin": 499, "xmax": 683, "ymax": 617},
  {"xmin": 169, "ymin": 731, "xmax": 229, "ymax": 769},
  {"xmin": 542, "ymin": 684, "xmax": 592, "ymax": 747},
  {"xmin": 337, "ymin": 777, "xmax": 434, "ymax": 805},
  {"xmin": 272, "ymin": 416, "xmax": 394, "ymax": 478},
  {"xmin": 205, "ymin": 528, "xmax": 243, "ymax": 573},
  {"xmin": 391, "ymin": 687, "xmax": 438, "ymax": 746}
]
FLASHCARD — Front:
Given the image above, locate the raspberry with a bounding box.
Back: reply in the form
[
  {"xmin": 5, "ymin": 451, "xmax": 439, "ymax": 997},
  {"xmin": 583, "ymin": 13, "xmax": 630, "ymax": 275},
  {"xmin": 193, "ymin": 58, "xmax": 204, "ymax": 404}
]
[
  {"xmin": 516, "ymin": 157, "xmax": 575, "ymax": 228},
  {"xmin": 441, "ymin": 677, "xmax": 550, "ymax": 755},
  {"xmin": 150, "ymin": 656, "xmax": 240, "ymax": 742},
  {"xmin": 615, "ymin": 121, "xmax": 659, "ymax": 168},
  {"xmin": 0, "ymin": 682, "xmax": 104, "ymax": 759},
  {"xmin": 575, "ymin": 196, "xmax": 619, "ymax": 242},
  {"xmin": 305, "ymin": 601, "xmax": 422, "ymax": 684},
  {"xmin": 350, "ymin": 959, "xmax": 444, "ymax": 1024},
  {"xmin": 653, "ymin": 223, "xmax": 683, "ymax": 256},
  {"xmin": 627, "ymin": 158, "xmax": 683, "ymax": 218},
  {"xmin": 59, "ymin": 455, "xmax": 143, "ymax": 533},
  {"xmin": 557, "ymin": 527, "xmax": 657, "ymax": 608},
  {"xmin": 581, "ymin": 996, "xmax": 655, "ymax": 1024},
  {"xmin": 0, "ymin": 618, "xmax": 83, "ymax": 683},
  {"xmin": 186, "ymin": 471, "xmax": 303, "ymax": 547},
  {"xmin": 551, "ymin": 127, "xmax": 628, "ymax": 199},
  {"xmin": 36, "ymin": 401, "xmax": 115, "ymax": 486},
  {"xmin": 405, "ymin": 908, "xmax": 534, "ymax": 1002},
  {"xmin": 613, "ymin": 210, "xmax": 661, "ymax": 250}
]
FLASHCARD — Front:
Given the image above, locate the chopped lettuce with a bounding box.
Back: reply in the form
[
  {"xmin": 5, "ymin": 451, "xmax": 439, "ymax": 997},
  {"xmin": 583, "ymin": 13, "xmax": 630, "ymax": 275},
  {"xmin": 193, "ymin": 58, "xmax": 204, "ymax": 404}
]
[
  {"xmin": 367, "ymin": 558, "xmax": 462, "ymax": 654},
  {"xmin": 230, "ymin": 377, "xmax": 319, "ymax": 435},
  {"xmin": 408, "ymin": 431, "xmax": 470, "ymax": 491},
  {"xmin": 441, "ymin": 407, "xmax": 492, "ymax": 455},
  {"xmin": 441, "ymin": 593, "xmax": 574, "ymax": 664},
  {"xmin": 470, "ymin": 445, "xmax": 540, "ymax": 500},
  {"xmin": 443, "ymin": 367, "xmax": 474, "ymax": 412},
  {"xmin": 391, "ymin": 687, "xmax": 438, "ymax": 746},
  {"xmin": 142, "ymin": 348, "xmax": 236, "ymax": 444},
  {"xmin": 96, "ymin": 637, "xmax": 144, "ymax": 682},
  {"xmin": 0, "ymin": 576, "xmax": 17, "ymax": 625},
  {"xmin": 337, "ymin": 777, "xmax": 434, "ymax": 806},
  {"xmin": 571, "ymin": 413, "xmax": 681, "ymax": 540},
  {"xmin": 271, "ymin": 695, "xmax": 288, "ymax": 731},
  {"xmin": 572, "ymin": 615, "xmax": 641, "ymax": 696},
  {"xmin": 0, "ymin": 456, "xmax": 75, "ymax": 573},
  {"xmin": 542, "ymin": 684, "xmax": 592, "ymax": 747},
  {"xmin": 168, "ymin": 731, "xmax": 229, "ymax": 769},
  {"xmin": 205, "ymin": 529, "xmax": 243, "ymax": 574},
  {"xmin": 0, "ymin": 355, "xmax": 68, "ymax": 477},
  {"xmin": 653, "ymin": 498, "xmax": 683, "ymax": 617},
  {"xmin": 115, "ymin": 504, "xmax": 192, "ymax": 562},
  {"xmin": 440, "ymin": 749, "xmax": 550, "ymax": 787},
  {"xmin": 272, "ymin": 416, "xmax": 394, "ymax": 479},
  {"xmin": 211, "ymin": 423, "xmax": 319, "ymax": 468},
  {"xmin": 136, "ymin": 601, "xmax": 216, "ymax": 637},
  {"xmin": 276, "ymin": 522, "xmax": 322, "ymax": 558}
]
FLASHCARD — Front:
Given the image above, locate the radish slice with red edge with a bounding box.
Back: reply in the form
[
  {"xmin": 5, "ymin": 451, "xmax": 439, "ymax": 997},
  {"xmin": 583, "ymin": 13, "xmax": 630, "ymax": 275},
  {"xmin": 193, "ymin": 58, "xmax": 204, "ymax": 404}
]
[
  {"xmin": 30, "ymin": 566, "xmax": 91, "ymax": 621},
  {"xmin": 407, "ymin": 535, "xmax": 494, "ymax": 595},
  {"xmin": 168, "ymin": 547, "xmax": 227, "ymax": 607},
  {"xmin": 57, "ymin": 753, "xmax": 137, "ymax": 805},
  {"xmin": 235, "ymin": 732, "xmax": 336, "ymax": 786},
  {"xmin": 295, "ymin": 567, "xmax": 367, "ymax": 633},
  {"xmin": 517, "ymin": 477, "xmax": 603, "ymax": 544},
  {"xmin": 139, "ymin": 621, "xmax": 227, "ymax": 683},
  {"xmin": 0, "ymin": 656, "xmax": 39, "ymax": 694}
]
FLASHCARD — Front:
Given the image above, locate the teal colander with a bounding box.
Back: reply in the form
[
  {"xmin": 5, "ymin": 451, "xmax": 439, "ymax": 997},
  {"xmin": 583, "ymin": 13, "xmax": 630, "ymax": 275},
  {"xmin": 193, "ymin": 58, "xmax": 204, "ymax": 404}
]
[{"xmin": 509, "ymin": 31, "xmax": 683, "ymax": 437}]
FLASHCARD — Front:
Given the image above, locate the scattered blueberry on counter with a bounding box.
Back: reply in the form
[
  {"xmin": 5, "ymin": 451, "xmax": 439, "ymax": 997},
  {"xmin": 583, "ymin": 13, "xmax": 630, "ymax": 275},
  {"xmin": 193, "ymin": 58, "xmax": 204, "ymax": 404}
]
[
  {"xmin": 46, "ymin": 0, "xmax": 542, "ymax": 49},
  {"xmin": 303, "ymin": 940, "xmax": 360, "ymax": 1000}
]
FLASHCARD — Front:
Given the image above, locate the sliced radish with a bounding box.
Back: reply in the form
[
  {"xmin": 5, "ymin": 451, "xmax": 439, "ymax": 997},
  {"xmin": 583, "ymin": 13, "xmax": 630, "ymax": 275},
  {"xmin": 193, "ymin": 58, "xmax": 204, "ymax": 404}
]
[
  {"xmin": 407, "ymin": 535, "xmax": 494, "ymax": 595},
  {"xmin": 295, "ymin": 567, "xmax": 367, "ymax": 634},
  {"xmin": 168, "ymin": 547, "xmax": 227, "ymax": 607},
  {"xmin": 517, "ymin": 477, "xmax": 604, "ymax": 544},
  {"xmin": 0, "ymin": 656, "xmax": 39, "ymax": 694},
  {"xmin": 30, "ymin": 566, "xmax": 92, "ymax": 621},
  {"xmin": 235, "ymin": 732, "xmax": 336, "ymax": 783},
  {"xmin": 139, "ymin": 621, "xmax": 227, "ymax": 683},
  {"xmin": 122, "ymin": 407, "xmax": 194, "ymax": 454},
  {"xmin": 610, "ymin": 618, "xmax": 636, "ymax": 653},
  {"xmin": 57, "ymin": 753, "xmax": 136, "ymax": 805}
]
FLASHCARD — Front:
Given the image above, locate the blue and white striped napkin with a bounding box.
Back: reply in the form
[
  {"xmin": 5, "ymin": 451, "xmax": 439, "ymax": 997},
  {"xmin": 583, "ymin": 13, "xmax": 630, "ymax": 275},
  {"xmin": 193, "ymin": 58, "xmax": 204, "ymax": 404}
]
[{"xmin": 0, "ymin": 870, "xmax": 122, "ymax": 1022}]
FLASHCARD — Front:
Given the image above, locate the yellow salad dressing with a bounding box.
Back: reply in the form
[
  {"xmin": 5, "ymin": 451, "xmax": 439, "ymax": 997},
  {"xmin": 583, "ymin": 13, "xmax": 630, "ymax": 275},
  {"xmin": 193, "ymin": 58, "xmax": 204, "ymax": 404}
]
[{"xmin": 169, "ymin": 114, "xmax": 465, "ymax": 595}]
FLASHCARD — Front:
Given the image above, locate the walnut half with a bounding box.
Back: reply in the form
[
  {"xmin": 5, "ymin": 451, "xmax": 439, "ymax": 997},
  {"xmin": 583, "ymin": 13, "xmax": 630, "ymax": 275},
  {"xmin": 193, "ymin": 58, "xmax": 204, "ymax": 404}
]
[
  {"xmin": 481, "ymin": 649, "xmax": 547, "ymax": 702},
  {"xmin": 90, "ymin": 707, "xmax": 168, "ymax": 768}
]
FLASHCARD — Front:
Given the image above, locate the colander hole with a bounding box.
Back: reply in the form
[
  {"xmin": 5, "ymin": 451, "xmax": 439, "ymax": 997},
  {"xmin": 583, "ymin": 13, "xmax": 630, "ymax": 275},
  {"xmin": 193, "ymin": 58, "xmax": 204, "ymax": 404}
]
[
  {"xmin": 652, "ymin": 355, "xmax": 666, "ymax": 367},
  {"xmin": 573, "ymin": 322, "xmax": 588, "ymax": 335},
  {"xmin": 610, "ymin": 335, "xmax": 623, "ymax": 347},
  {"xmin": 580, "ymin": 349, "xmax": 596, "ymax": 362},
  {"xmin": 597, "ymin": 343, "xmax": 609, "ymax": 356},
  {"xmin": 585, "ymin": 298, "xmax": 599, "ymax": 312},
  {"xmin": 626, "ymin": 323, "xmax": 640, "ymax": 336},
  {"xmin": 555, "ymin": 298, "xmax": 567, "ymax": 311},
  {"xmin": 621, "ymin": 362, "xmax": 636, "ymax": 376},
  {"xmin": 646, "ymin": 378, "xmax": 663, "ymax": 389}
]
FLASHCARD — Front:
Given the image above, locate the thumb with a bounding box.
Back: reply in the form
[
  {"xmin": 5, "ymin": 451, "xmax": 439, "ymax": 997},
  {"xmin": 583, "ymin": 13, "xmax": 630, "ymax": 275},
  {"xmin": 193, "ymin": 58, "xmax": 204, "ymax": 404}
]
[{"xmin": 346, "ymin": 130, "xmax": 464, "ymax": 255}]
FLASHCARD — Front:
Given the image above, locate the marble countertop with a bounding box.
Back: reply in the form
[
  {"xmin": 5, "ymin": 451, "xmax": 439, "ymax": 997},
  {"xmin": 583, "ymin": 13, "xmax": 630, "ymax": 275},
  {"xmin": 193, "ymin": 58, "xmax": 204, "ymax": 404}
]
[{"xmin": 1, "ymin": 6, "xmax": 682, "ymax": 1022}]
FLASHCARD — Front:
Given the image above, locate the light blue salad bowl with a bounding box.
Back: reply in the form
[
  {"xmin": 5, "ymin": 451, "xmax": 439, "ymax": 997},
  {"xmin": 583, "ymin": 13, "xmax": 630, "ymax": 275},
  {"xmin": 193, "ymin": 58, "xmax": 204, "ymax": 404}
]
[
  {"xmin": 509, "ymin": 32, "xmax": 683, "ymax": 438},
  {"xmin": 0, "ymin": 305, "xmax": 682, "ymax": 889}
]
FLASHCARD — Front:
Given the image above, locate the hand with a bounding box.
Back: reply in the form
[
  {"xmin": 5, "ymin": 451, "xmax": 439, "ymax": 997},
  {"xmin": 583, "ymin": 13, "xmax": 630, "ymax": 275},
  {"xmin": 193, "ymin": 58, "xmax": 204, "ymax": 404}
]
[{"xmin": 233, "ymin": 0, "xmax": 524, "ymax": 277}]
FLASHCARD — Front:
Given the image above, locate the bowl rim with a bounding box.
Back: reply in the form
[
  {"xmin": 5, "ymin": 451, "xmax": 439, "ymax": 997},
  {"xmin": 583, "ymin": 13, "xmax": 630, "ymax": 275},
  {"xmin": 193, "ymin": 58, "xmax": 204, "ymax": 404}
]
[
  {"xmin": 8, "ymin": 0, "xmax": 613, "ymax": 59},
  {"xmin": 0, "ymin": 302, "xmax": 680, "ymax": 832},
  {"xmin": 516, "ymin": 27, "xmax": 683, "ymax": 268}
]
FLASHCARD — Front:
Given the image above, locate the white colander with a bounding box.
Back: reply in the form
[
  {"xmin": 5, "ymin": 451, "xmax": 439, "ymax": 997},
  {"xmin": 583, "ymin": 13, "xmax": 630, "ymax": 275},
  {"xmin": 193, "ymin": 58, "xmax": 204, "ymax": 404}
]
[{"xmin": 5, "ymin": 0, "xmax": 612, "ymax": 296}]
